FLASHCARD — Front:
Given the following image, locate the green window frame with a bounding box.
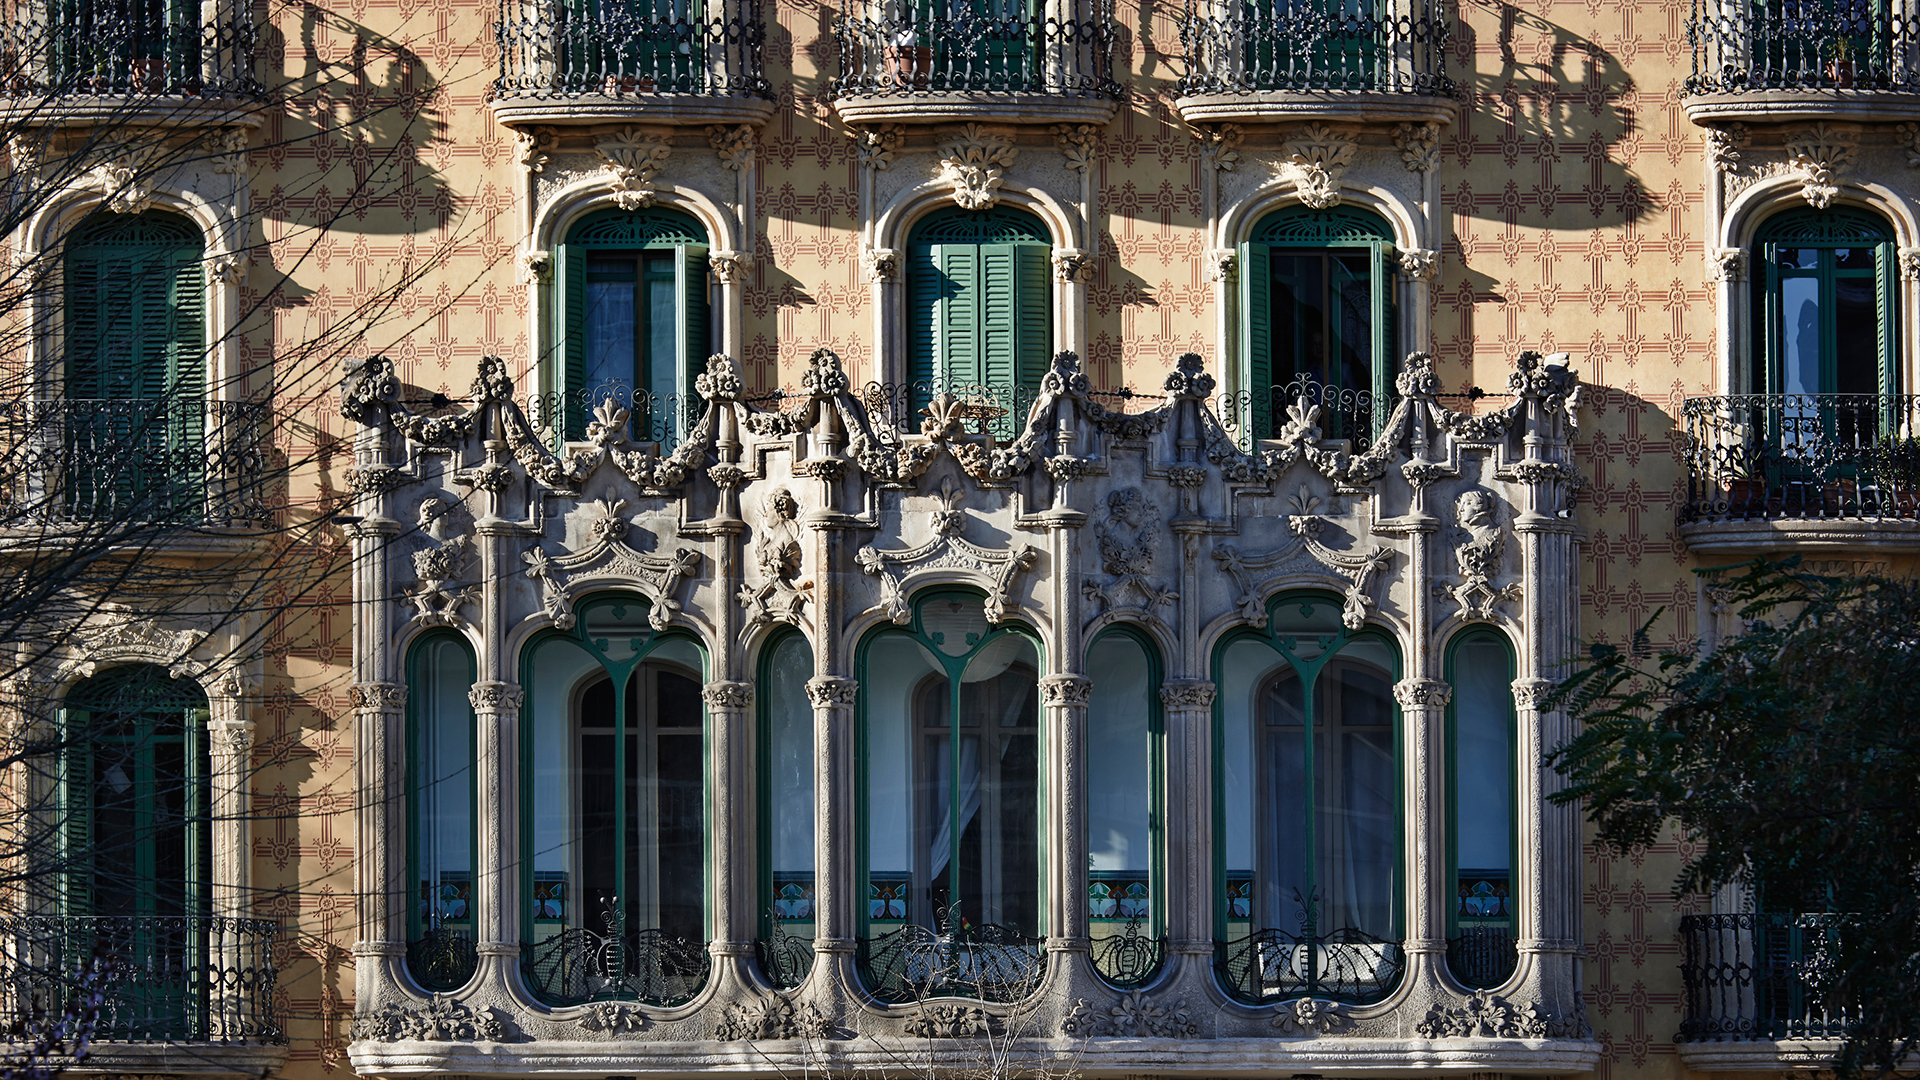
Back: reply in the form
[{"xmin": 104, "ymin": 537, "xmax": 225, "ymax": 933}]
[
  {"xmin": 1239, "ymin": 205, "xmax": 1395, "ymax": 442},
  {"xmin": 854, "ymin": 587, "xmax": 1048, "ymax": 1002},
  {"xmin": 62, "ymin": 209, "xmax": 207, "ymax": 520},
  {"xmin": 405, "ymin": 631, "xmax": 479, "ymax": 992},
  {"xmin": 1443, "ymin": 628, "xmax": 1518, "ymax": 989},
  {"xmin": 1084, "ymin": 624, "xmax": 1165, "ymax": 988},
  {"xmin": 756, "ymin": 627, "xmax": 816, "ymax": 989},
  {"xmin": 1753, "ymin": 207, "xmax": 1898, "ymax": 400},
  {"xmin": 554, "ymin": 207, "xmax": 710, "ymax": 445},
  {"xmin": 1211, "ymin": 590, "xmax": 1404, "ymax": 1006},
  {"xmin": 905, "ymin": 206, "xmax": 1051, "ymax": 441},
  {"xmin": 518, "ymin": 593, "xmax": 712, "ymax": 1006}
]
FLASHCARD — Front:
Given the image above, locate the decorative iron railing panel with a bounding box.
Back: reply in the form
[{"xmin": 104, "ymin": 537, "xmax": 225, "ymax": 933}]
[
  {"xmin": 493, "ymin": 0, "xmax": 769, "ymax": 98},
  {"xmin": 1178, "ymin": 0, "xmax": 1452, "ymax": 96},
  {"xmin": 1446, "ymin": 926, "xmax": 1517, "ymax": 989},
  {"xmin": 755, "ymin": 927, "xmax": 815, "ymax": 991},
  {"xmin": 856, "ymin": 923, "xmax": 1047, "ymax": 1003},
  {"xmin": 522, "ymin": 927, "xmax": 711, "ymax": 1006},
  {"xmin": 526, "ymin": 383, "xmax": 718, "ymax": 449},
  {"xmin": 1686, "ymin": 0, "xmax": 1920, "ymax": 94},
  {"xmin": 1679, "ymin": 913, "xmax": 1863, "ymax": 1041},
  {"xmin": 1, "ymin": 915, "xmax": 281, "ymax": 1044},
  {"xmin": 407, "ymin": 926, "xmax": 477, "ymax": 992},
  {"xmin": 830, "ymin": 6, "xmax": 1119, "ymax": 99},
  {"xmin": 1679, "ymin": 393, "xmax": 1920, "ymax": 523},
  {"xmin": 1214, "ymin": 927, "xmax": 1405, "ymax": 1005},
  {"xmin": 0, "ymin": 399, "xmax": 270, "ymax": 527},
  {"xmin": 1216, "ymin": 376, "xmax": 1393, "ymax": 450},
  {"xmin": 0, "ymin": 12, "xmax": 258, "ymax": 99},
  {"xmin": 1090, "ymin": 915, "xmax": 1165, "ymax": 988}
]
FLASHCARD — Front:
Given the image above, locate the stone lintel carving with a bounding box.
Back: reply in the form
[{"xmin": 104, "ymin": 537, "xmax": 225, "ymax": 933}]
[
  {"xmin": 703, "ymin": 680, "xmax": 754, "ymax": 710},
  {"xmin": 91, "ymin": 141, "xmax": 159, "ymax": 214},
  {"xmin": 937, "ymin": 123, "xmax": 1017, "ymax": 209},
  {"xmin": 1900, "ymin": 247, "xmax": 1920, "ymax": 282},
  {"xmin": 1053, "ymin": 122, "xmax": 1098, "ymax": 173},
  {"xmin": 407, "ymin": 497, "xmax": 478, "ymax": 628},
  {"xmin": 1039, "ymin": 674, "xmax": 1092, "ymax": 706},
  {"xmin": 522, "ymin": 498, "xmax": 702, "ymax": 630},
  {"xmin": 1085, "ymin": 487, "xmax": 1176, "ymax": 613},
  {"xmin": 1273, "ymin": 997, "xmax": 1353, "ymax": 1035},
  {"xmin": 1204, "ymin": 248, "xmax": 1236, "ymax": 283},
  {"xmin": 1281, "ymin": 124, "xmax": 1356, "ymax": 209},
  {"xmin": 903, "ymin": 1003, "xmax": 993, "ymax": 1038},
  {"xmin": 76, "ymin": 618, "xmax": 206, "ymax": 668},
  {"xmin": 1704, "ymin": 123, "xmax": 1748, "ymax": 173},
  {"xmin": 596, "ymin": 128, "xmax": 673, "ymax": 209},
  {"xmin": 715, "ymin": 996, "xmax": 833, "ymax": 1040},
  {"xmin": 516, "ymin": 126, "xmax": 558, "ymax": 174},
  {"xmin": 708, "ymin": 250, "xmax": 753, "ymax": 285},
  {"xmin": 1393, "ymin": 121, "xmax": 1440, "ymax": 173},
  {"xmin": 1416, "ymin": 991, "xmax": 1586, "ymax": 1040},
  {"xmin": 857, "ymin": 125, "xmax": 904, "ymax": 170},
  {"xmin": 1713, "ymin": 247, "xmax": 1746, "ymax": 282},
  {"xmin": 1784, "ymin": 123, "xmax": 1855, "ymax": 209},
  {"xmin": 863, "ymin": 246, "xmax": 900, "ymax": 282},
  {"xmin": 707, "ymin": 123, "xmax": 755, "ymax": 171},
  {"xmin": 1392, "ymin": 678, "xmax": 1452, "ymax": 709},
  {"xmin": 1053, "ymin": 248, "xmax": 1097, "ymax": 283},
  {"xmin": 740, "ymin": 487, "xmax": 812, "ymax": 630},
  {"xmin": 1398, "ymin": 247, "xmax": 1439, "ymax": 283},
  {"xmin": 468, "ymin": 681, "xmax": 524, "ymax": 713},
  {"xmin": 1449, "ymin": 490, "xmax": 1520, "ymax": 620},
  {"xmin": 805, "ymin": 676, "xmax": 857, "ymax": 707},
  {"xmin": 1160, "ymin": 680, "xmax": 1216, "ymax": 708},
  {"xmin": 1194, "ymin": 123, "xmax": 1243, "ymax": 171},
  {"xmin": 1061, "ymin": 990, "xmax": 1201, "ymax": 1038},
  {"xmin": 1288, "ymin": 517, "xmax": 1394, "ymax": 629},
  {"xmin": 351, "ymin": 998, "xmax": 510, "ymax": 1043},
  {"xmin": 855, "ymin": 478, "xmax": 1039, "ymax": 624},
  {"xmin": 576, "ymin": 1002, "xmax": 645, "ymax": 1033}
]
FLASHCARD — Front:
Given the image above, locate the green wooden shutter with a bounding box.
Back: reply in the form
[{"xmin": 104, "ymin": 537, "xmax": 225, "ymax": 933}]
[
  {"xmin": 938, "ymin": 244, "xmax": 981, "ymax": 386},
  {"xmin": 1240, "ymin": 241, "xmax": 1272, "ymax": 440},
  {"xmin": 907, "ymin": 245, "xmax": 943, "ymax": 388},
  {"xmin": 62, "ymin": 708, "xmax": 94, "ymax": 917},
  {"xmin": 1370, "ymin": 241, "xmax": 1393, "ymax": 413},
  {"xmin": 167, "ymin": 253, "xmax": 206, "ymax": 516},
  {"xmin": 557, "ymin": 242, "xmax": 586, "ymax": 442},
  {"xmin": 1012, "ymin": 245, "xmax": 1050, "ymax": 392},
  {"xmin": 980, "ymin": 243, "xmax": 1018, "ymax": 391},
  {"xmin": 675, "ymin": 244, "xmax": 709, "ymax": 441}
]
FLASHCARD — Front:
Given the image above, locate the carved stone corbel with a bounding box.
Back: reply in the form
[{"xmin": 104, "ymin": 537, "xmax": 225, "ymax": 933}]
[
  {"xmin": 596, "ymin": 128, "xmax": 672, "ymax": 209},
  {"xmin": 936, "ymin": 124, "xmax": 1016, "ymax": 210}
]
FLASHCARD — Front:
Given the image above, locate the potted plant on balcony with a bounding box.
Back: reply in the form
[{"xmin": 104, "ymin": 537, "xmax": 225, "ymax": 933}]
[
  {"xmin": 1824, "ymin": 35, "xmax": 1857, "ymax": 88},
  {"xmin": 1867, "ymin": 436, "xmax": 1920, "ymax": 516},
  {"xmin": 130, "ymin": 55, "xmax": 168, "ymax": 94},
  {"xmin": 885, "ymin": 27, "xmax": 932, "ymax": 88}
]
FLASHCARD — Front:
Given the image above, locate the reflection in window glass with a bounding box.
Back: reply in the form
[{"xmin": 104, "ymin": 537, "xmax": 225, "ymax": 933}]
[
  {"xmin": 762, "ymin": 633, "xmax": 816, "ymax": 986},
  {"xmin": 409, "ymin": 635, "xmax": 476, "ymax": 991},
  {"xmin": 1086, "ymin": 633, "xmax": 1159, "ymax": 985},
  {"xmin": 1448, "ymin": 632, "xmax": 1517, "ymax": 988}
]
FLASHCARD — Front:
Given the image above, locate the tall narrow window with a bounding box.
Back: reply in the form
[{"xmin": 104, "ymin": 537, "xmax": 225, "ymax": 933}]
[
  {"xmin": 1215, "ymin": 593, "xmax": 1403, "ymax": 1005},
  {"xmin": 905, "ymin": 206, "xmax": 1051, "ymax": 441},
  {"xmin": 406, "ymin": 632, "xmax": 478, "ymax": 991},
  {"xmin": 858, "ymin": 590, "xmax": 1045, "ymax": 1002},
  {"xmin": 759, "ymin": 630, "xmax": 816, "ymax": 988},
  {"xmin": 61, "ymin": 665, "xmax": 211, "ymax": 1040},
  {"xmin": 63, "ymin": 209, "xmax": 207, "ymax": 521},
  {"xmin": 1085, "ymin": 629, "xmax": 1163, "ymax": 987},
  {"xmin": 555, "ymin": 207, "xmax": 710, "ymax": 444},
  {"xmin": 1445, "ymin": 630, "xmax": 1517, "ymax": 989},
  {"xmin": 1239, "ymin": 206, "xmax": 1394, "ymax": 443},
  {"xmin": 522, "ymin": 595, "xmax": 710, "ymax": 1005},
  {"xmin": 1753, "ymin": 207, "xmax": 1896, "ymax": 399}
]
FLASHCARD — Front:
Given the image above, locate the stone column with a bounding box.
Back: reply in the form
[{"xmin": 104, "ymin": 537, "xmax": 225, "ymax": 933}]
[
  {"xmin": 350, "ymin": 679, "xmax": 407, "ymax": 1001},
  {"xmin": 704, "ymin": 680, "xmax": 754, "ymax": 969},
  {"xmin": 1159, "ymin": 678, "xmax": 1216, "ymax": 995},
  {"xmin": 1394, "ymin": 676, "xmax": 1451, "ymax": 980},
  {"xmin": 1042, "ymin": 673, "xmax": 1092, "ymax": 982},
  {"xmin": 805, "ymin": 493, "xmax": 859, "ymax": 1001},
  {"xmin": 468, "ymin": 680, "xmax": 522, "ymax": 981}
]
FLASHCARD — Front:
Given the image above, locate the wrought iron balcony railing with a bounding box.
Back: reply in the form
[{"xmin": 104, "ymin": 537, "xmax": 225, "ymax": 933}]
[
  {"xmin": 1680, "ymin": 913, "xmax": 1862, "ymax": 1042},
  {"xmin": 830, "ymin": 4, "xmax": 1119, "ymax": 99},
  {"xmin": 1178, "ymin": 0, "xmax": 1453, "ymax": 97},
  {"xmin": 1686, "ymin": 0, "xmax": 1920, "ymax": 95},
  {"xmin": 1679, "ymin": 393, "xmax": 1920, "ymax": 523},
  {"xmin": 1214, "ymin": 926, "xmax": 1406, "ymax": 1005},
  {"xmin": 1447, "ymin": 925, "xmax": 1517, "ymax": 989},
  {"xmin": 856, "ymin": 922, "xmax": 1047, "ymax": 1003},
  {"xmin": 0, "ymin": 398, "xmax": 271, "ymax": 528},
  {"xmin": 1, "ymin": 915, "xmax": 281, "ymax": 1044},
  {"xmin": 522, "ymin": 927, "xmax": 711, "ymax": 1006},
  {"xmin": 0, "ymin": 9, "xmax": 259, "ymax": 100},
  {"xmin": 493, "ymin": 0, "xmax": 769, "ymax": 98}
]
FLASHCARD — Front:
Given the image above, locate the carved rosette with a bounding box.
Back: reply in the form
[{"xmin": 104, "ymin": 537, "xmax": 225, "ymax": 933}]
[
  {"xmin": 1712, "ymin": 247, "xmax": 1746, "ymax": 282},
  {"xmin": 1398, "ymin": 247, "xmax": 1440, "ymax": 283},
  {"xmin": 1193, "ymin": 123, "xmax": 1243, "ymax": 171},
  {"xmin": 863, "ymin": 246, "xmax": 900, "ymax": 282},
  {"xmin": 1052, "ymin": 248, "xmax": 1097, "ymax": 283},
  {"xmin": 468, "ymin": 681, "xmax": 524, "ymax": 713},
  {"xmin": 806, "ymin": 676, "xmax": 857, "ymax": 708},
  {"xmin": 1052, "ymin": 123, "xmax": 1098, "ymax": 172},
  {"xmin": 856, "ymin": 125, "xmax": 904, "ymax": 170},
  {"xmin": 1393, "ymin": 122, "xmax": 1440, "ymax": 172},
  {"xmin": 1040, "ymin": 675, "xmax": 1093, "ymax": 707},
  {"xmin": 702, "ymin": 680, "xmax": 754, "ymax": 710},
  {"xmin": 1159, "ymin": 680, "xmax": 1216, "ymax": 709},
  {"xmin": 706, "ymin": 123, "xmax": 755, "ymax": 171},
  {"xmin": 1392, "ymin": 678, "xmax": 1452, "ymax": 709}
]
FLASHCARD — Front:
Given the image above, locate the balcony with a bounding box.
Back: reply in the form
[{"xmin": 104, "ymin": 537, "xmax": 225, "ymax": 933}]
[
  {"xmin": 0, "ymin": 6, "xmax": 261, "ymax": 128},
  {"xmin": 1, "ymin": 915, "xmax": 284, "ymax": 1073},
  {"xmin": 1175, "ymin": 0, "xmax": 1455, "ymax": 125},
  {"xmin": 1683, "ymin": 0, "xmax": 1920, "ymax": 123},
  {"xmin": 1678, "ymin": 393, "xmax": 1920, "ymax": 553},
  {"xmin": 829, "ymin": 3, "xmax": 1120, "ymax": 125},
  {"xmin": 0, "ymin": 398, "xmax": 270, "ymax": 534},
  {"xmin": 490, "ymin": 0, "xmax": 773, "ymax": 127},
  {"xmin": 1678, "ymin": 913, "xmax": 1866, "ymax": 1069}
]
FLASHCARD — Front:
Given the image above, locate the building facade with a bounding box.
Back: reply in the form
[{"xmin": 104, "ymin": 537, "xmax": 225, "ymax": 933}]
[{"xmin": 3, "ymin": 0, "xmax": 1915, "ymax": 1074}]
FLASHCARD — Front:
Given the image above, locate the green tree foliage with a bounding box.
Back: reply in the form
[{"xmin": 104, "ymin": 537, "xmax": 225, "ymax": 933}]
[{"xmin": 1546, "ymin": 559, "xmax": 1920, "ymax": 1078}]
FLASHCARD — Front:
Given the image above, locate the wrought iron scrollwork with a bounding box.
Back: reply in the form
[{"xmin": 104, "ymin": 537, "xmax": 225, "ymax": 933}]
[
  {"xmin": 406, "ymin": 925, "xmax": 478, "ymax": 992},
  {"xmin": 0, "ymin": 11, "xmax": 260, "ymax": 98},
  {"xmin": 1216, "ymin": 376, "xmax": 1393, "ymax": 450},
  {"xmin": 1214, "ymin": 926, "xmax": 1405, "ymax": 1006},
  {"xmin": 523, "ymin": 899, "xmax": 710, "ymax": 1007},
  {"xmin": 1091, "ymin": 913, "xmax": 1165, "ymax": 988},
  {"xmin": 830, "ymin": 8, "xmax": 1119, "ymax": 99},
  {"xmin": 755, "ymin": 911, "xmax": 815, "ymax": 991},
  {"xmin": 1445, "ymin": 925, "xmax": 1517, "ymax": 990},
  {"xmin": 1680, "ymin": 393, "xmax": 1920, "ymax": 523},
  {"xmin": 1686, "ymin": 0, "xmax": 1920, "ymax": 94},
  {"xmin": 1679, "ymin": 912, "xmax": 1858, "ymax": 1041},
  {"xmin": 1177, "ymin": 0, "xmax": 1453, "ymax": 97},
  {"xmin": 493, "ymin": 0, "xmax": 770, "ymax": 98},
  {"xmin": 856, "ymin": 908, "xmax": 1046, "ymax": 1004}
]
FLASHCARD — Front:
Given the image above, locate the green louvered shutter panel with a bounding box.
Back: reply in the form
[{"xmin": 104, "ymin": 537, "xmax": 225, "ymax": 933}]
[
  {"xmin": 980, "ymin": 244, "xmax": 1019, "ymax": 392},
  {"xmin": 62, "ymin": 709, "xmax": 94, "ymax": 917},
  {"xmin": 674, "ymin": 243, "xmax": 710, "ymax": 442},
  {"xmin": 938, "ymin": 244, "xmax": 981, "ymax": 387},
  {"xmin": 557, "ymin": 242, "xmax": 586, "ymax": 442},
  {"xmin": 1239, "ymin": 241, "xmax": 1272, "ymax": 441},
  {"xmin": 1012, "ymin": 244, "xmax": 1049, "ymax": 391},
  {"xmin": 906, "ymin": 245, "xmax": 943, "ymax": 388},
  {"xmin": 165, "ymin": 252, "xmax": 206, "ymax": 520}
]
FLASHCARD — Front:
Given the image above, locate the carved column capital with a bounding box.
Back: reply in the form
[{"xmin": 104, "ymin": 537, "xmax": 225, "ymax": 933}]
[
  {"xmin": 1039, "ymin": 674, "xmax": 1092, "ymax": 706},
  {"xmin": 1159, "ymin": 679, "xmax": 1216, "ymax": 709},
  {"xmin": 468, "ymin": 681, "xmax": 524, "ymax": 713},
  {"xmin": 350, "ymin": 681, "xmax": 407, "ymax": 711},
  {"xmin": 703, "ymin": 680, "xmax": 754, "ymax": 710},
  {"xmin": 1511, "ymin": 677, "xmax": 1556, "ymax": 710},
  {"xmin": 1393, "ymin": 677, "xmax": 1452, "ymax": 708},
  {"xmin": 805, "ymin": 676, "xmax": 857, "ymax": 708}
]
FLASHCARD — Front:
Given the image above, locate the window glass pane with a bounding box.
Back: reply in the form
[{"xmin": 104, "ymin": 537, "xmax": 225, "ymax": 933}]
[
  {"xmin": 1333, "ymin": 252, "xmax": 1373, "ymax": 396},
  {"xmin": 1834, "ymin": 277, "xmax": 1879, "ymax": 397},
  {"xmin": 417, "ymin": 638, "xmax": 474, "ymax": 935},
  {"xmin": 864, "ymin": 633, "xmax": 943, "ymax": 927},
  {"xmin": 1318, "ymin": 657, "xmax": 1394, "ymax": 937},
  {"xmin": 955, "ymin": 635, "xmax": 1039, "ymax": 934},
  {"xmin": 527, "ymin": 636, "xmax": 601, "ymax": 935},
  {"xmin": 1260, "ymin": 667, "xmax": 1306, "ymax": 931},
  {"xmin": 1271, "ymin": 252, "xmax": 1326, "ymax": 385},
  {"xmin": 767, "ymin": 635, "xmax": 816, "ymax": 933},
  {"xmin": 1780, "ymin": 274, "xmax": 1822, "ymax": 396},
  {"xmin": 652, "ymin": 666, "xmax": 704, "ymax": 939},
  {"xmin": 644, "ymin": 255, "xmax": 678, "ymax": 404},
  {"xmin": 585, "ymin": 260, "xmax": 636, "ymax": 396},
  {"xmin": 1086, "ymin": 635, "xmax": 1152, "ymax": 935},
  {"xmin": 1218, "ymin": 636, "xmax": 1285, "ymax": 936}
]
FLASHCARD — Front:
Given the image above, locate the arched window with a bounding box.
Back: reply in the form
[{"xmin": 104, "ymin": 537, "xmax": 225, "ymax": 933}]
[
  {"xmin": 1085, "ymin": 627, "xmax": 1163, "ymax": 987},
  {"xmin": 1752, "ymin": 207, "xmax": 1897, "ymax": 400},
  {"xmin": 758, "ymin": 629, "xmax": 815, "ymax": 988},
  {"xmin": 60, "ymin": 664, "xmax": 210, "ymax": 1039},
  {"xmin": 62, "ymin": 209, "xmax": 207, "ymax": 521},
  {"xmin": 521, "ymin": 595, "xmax": 710, "ymax": 1005},
  {"xmin": 1445, "ymin": 629, "xmax": 1517, "ymax": 989},
  {"xmin": 857, "ymin": 589, "xmax": 1045, "ymax": 1002},
  {"xmin": 1239, "ymin": 206, "xmax": 1395, "ymax": 442},
  {"xmin": 554, "ymin": 207, "xmax": 710, "ymax": 443},
  {"xmin": 1215, "ymin": 593, "xmax": 1403, "ymax": 1004},
  {"xmin": 405, "ymin": 632, "xmax": 478, "ymax": 991},
  {"xmin": 905, "ymin": 206, "xmax": 1051, "ymax": 440}
]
